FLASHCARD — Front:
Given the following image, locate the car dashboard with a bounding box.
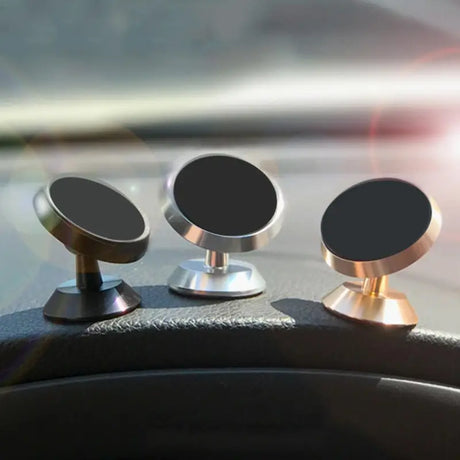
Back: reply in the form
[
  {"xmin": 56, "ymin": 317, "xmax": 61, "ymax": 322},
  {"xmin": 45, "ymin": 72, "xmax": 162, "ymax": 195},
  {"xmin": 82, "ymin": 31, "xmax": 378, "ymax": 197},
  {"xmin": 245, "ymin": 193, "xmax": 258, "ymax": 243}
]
[{"xmin": 0, "ymin": 136, "xmax": 457, "ymax": 458}]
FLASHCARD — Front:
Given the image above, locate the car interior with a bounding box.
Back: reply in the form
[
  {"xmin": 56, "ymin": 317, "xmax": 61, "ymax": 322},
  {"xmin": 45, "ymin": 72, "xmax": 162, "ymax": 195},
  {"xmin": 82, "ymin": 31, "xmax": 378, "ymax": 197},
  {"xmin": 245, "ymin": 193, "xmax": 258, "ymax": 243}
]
[{"xmin": 0, "ymin": 1, "xmax": 458, "ymax": 459}]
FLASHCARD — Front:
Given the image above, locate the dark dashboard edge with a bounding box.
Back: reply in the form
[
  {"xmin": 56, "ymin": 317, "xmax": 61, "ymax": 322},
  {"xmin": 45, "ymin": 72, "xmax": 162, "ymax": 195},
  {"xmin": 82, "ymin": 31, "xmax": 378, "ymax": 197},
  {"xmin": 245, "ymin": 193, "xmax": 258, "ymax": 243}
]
[{"xmin": 0, "ymin": 321, "xmax": 458, "ymax": 388}]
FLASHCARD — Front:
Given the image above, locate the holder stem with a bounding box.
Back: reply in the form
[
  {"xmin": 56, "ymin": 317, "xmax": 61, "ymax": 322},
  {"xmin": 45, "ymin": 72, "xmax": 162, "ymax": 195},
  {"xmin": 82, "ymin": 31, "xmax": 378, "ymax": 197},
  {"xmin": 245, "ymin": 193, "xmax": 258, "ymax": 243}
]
[
  {"xmin": 76, "ymin": 254, "xmax": 103, "ymax": 291},
  {"xmin": 362, "ymin": 276, "xmax": 388, "ymax": 297},
  {"xmin": 205, "ymin": 250, "xmax": 229, "ymax": 270}
]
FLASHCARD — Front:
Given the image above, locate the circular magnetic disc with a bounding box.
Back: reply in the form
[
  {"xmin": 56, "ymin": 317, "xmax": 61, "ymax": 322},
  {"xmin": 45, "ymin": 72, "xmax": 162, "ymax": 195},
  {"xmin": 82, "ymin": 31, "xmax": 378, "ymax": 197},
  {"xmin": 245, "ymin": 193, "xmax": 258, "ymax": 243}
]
[
  {"xmin": 321, "ymin": 178, "xmax": 433, "ymax": 262},
  {"xmin": 34, "ymin": 176, "xmax": 149, "ymax": 263},
  {"xmin": 173, "ymin": 155, "xmax": 278, "ymax": 236}
]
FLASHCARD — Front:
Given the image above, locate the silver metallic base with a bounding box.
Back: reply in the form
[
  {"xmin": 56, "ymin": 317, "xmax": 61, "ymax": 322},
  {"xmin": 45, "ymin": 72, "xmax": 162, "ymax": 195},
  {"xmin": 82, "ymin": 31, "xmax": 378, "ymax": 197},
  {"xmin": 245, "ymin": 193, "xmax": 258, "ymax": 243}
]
[
  {"xmin": 322, "ymin": 281, "xmax": 418, "ymax": 327},
  {"xmin": 168, "ymin": 258, "xmax": 266, "ymax": 298},
  {"xmin": 43, "ymin": 276, "xmax": 141, "ymax": 322}
]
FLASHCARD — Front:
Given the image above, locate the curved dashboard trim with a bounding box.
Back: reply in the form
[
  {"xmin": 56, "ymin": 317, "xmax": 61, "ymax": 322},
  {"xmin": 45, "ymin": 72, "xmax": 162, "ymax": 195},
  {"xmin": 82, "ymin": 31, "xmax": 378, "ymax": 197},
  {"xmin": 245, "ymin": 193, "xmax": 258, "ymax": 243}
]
[
  {"xmin": 0, "ymin": 368, "xmax": 458, "ymax": 459},
  {"xmin": 0, "ymin": 299, "xmax": 458, "ymax": 388}
]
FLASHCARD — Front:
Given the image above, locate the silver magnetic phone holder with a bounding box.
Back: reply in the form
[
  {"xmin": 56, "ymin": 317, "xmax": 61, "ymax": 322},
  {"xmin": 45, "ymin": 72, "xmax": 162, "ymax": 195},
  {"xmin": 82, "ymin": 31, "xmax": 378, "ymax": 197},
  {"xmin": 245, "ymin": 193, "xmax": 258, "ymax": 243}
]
[
  {"xmin": 34, "ymin": 176, "xmax": 150, "ymax": 322},
  {"xmin": 161, "ymin": 154, "xmax": 284, "ymax": 298}
]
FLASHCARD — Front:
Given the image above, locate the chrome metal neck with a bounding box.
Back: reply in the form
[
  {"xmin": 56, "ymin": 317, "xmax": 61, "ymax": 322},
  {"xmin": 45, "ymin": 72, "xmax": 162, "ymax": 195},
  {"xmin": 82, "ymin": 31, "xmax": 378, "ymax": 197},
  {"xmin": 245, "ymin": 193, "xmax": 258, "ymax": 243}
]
[{"xmin": 205, "ymin": 250, "xmax": 229, "ymax": 271}]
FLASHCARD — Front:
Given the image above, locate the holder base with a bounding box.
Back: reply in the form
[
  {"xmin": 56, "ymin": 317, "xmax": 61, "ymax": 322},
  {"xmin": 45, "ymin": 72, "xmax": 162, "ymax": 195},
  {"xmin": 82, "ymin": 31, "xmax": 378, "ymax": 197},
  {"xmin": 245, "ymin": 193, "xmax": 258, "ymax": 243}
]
[
  {"xmin": 322, "ymin": 281, "xmax": 418, "ymax": 327},
  {"xmin": 43, "ymin": 276, "xmax": 141, "ymax": 322},
  {"xmin": 168, "ymin": 259, "xmax": 265, "ymax": 298}
]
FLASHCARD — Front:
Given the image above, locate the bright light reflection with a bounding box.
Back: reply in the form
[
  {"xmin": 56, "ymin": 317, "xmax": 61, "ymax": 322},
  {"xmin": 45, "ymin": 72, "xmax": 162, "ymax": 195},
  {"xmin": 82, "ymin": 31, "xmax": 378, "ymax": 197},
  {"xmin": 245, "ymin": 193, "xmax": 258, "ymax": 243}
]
[
  {"xmin": 442, "ymin": 126, "xmax": 460, "ymax": 159},
  {"xmin": 1, "ymin": 67, "xmax": 460, "ymax": 136}
]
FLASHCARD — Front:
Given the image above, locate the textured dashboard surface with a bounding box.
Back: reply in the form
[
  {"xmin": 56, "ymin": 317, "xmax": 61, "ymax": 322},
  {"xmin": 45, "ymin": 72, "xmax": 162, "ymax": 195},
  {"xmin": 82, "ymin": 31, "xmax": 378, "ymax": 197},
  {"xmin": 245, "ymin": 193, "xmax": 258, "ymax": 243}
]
[{"xmin": 0, "ymin": 138, "xmax": 458, "ymax": 387}]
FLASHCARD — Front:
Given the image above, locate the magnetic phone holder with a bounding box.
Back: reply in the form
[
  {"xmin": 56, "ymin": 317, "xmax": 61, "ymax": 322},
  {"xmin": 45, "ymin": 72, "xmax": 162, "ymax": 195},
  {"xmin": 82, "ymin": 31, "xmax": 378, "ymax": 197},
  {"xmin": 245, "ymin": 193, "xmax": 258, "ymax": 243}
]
[
  {"xmin": 34, "ymin": 176, "xmax": 150, "ymax": 322},
  {"xmin": 161, "ymin": 154, "xmax": 284, "ymax": 298},
  {"xmin": 320, "ymin": 178, "xmax": 442, "ymax": 327}
]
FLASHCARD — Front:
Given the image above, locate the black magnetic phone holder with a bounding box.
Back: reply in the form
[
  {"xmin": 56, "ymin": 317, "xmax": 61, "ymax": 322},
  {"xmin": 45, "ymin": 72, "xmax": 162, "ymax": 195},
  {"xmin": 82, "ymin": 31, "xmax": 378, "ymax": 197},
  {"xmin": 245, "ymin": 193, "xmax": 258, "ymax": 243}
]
[
  {"xmin": 34, "ymin": 176, "xmax": 150, "ymax": 322},
  {"xmin": 320, "ymin": 178, "xmax": 442, "ymax": 326},
  {"xmin": 161, "ymin": 154, "xmax": 284, "ymax": 298}
]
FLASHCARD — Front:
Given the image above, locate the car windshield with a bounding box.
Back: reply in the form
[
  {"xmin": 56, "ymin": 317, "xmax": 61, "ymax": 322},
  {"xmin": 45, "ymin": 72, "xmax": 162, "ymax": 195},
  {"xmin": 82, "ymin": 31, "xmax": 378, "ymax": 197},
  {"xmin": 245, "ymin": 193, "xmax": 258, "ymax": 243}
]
[{"xmin": 1, "ymin": 0, "xmax": 460, "ymax": 138}]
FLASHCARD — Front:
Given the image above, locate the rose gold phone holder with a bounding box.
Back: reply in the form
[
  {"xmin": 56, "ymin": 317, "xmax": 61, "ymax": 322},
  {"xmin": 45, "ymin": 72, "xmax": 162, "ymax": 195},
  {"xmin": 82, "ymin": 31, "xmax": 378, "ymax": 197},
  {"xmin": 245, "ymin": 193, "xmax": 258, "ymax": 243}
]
[{"xmin": 320, "ymin": 178, "xmax": 442, "ymax": 327}]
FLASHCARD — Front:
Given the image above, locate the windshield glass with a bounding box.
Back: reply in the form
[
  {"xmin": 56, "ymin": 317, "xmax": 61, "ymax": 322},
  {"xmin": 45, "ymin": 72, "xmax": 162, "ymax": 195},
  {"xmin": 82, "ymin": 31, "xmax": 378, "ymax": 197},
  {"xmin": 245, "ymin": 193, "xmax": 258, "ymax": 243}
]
[{"xmin": 1, "ymin": 0, "xmax": 460, "ymax": 137}]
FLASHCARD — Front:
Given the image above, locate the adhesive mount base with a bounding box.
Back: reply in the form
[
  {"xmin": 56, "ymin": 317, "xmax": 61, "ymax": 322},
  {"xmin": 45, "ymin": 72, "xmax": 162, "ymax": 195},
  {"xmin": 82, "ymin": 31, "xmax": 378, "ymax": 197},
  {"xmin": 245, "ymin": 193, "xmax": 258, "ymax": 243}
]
[
  {"xmin": 322, "ymin": 281, "xmax": 418, "ymax": 327},
  {"xmin": 168, "ymin": 258, "xmax": 266, "ymax": 298},
  {"xmin": 43, "ymin": 276, "xmax": 141, "ymax": 322}
]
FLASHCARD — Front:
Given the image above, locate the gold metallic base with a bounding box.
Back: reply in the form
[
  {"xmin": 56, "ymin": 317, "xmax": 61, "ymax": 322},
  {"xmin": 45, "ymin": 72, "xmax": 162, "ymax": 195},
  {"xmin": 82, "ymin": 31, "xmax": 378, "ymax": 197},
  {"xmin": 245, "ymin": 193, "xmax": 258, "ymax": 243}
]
[{"xmin": 322, "ymin": 281, "xmax": 418, "ymax": 327}]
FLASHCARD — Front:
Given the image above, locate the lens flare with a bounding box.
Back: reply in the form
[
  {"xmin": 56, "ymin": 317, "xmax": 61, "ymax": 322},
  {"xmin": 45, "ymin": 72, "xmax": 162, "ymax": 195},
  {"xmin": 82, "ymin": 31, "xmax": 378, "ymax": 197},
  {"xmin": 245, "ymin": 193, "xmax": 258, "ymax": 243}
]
[{"xmin": 368, "ymin": 47, "xmax": 460, "ymax": 173}]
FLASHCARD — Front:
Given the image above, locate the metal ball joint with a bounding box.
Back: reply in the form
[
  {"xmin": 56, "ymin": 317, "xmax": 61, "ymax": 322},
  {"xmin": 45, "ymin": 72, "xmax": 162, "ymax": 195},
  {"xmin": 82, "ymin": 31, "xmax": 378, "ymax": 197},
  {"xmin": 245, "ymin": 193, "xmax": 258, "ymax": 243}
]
[
  {"xmin": 34, "ymin": 176, "xmax": 150, "ymax": 322},
  {"xmin": 161, "ymin": 154, "xmax": 284, "ymax": 298},
  {"xmin": 320, "ymin": 178, "xmax": 442, "ymax": 327}
]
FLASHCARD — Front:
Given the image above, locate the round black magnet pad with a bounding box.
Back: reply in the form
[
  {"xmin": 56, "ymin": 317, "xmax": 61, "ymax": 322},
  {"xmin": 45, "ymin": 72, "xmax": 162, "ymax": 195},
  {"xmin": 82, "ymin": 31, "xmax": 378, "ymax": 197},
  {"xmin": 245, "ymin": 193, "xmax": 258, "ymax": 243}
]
[
  {"xmin": 321, "ymin": 178, "xmax": 432, "ymax": 261},
  {"xmin": 173, "ymin": 155, "xmax": 277, "ymax": 236},
  {"xmin": 50, "ymin": 177, "xmax": 145, "ymax": 241}
]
